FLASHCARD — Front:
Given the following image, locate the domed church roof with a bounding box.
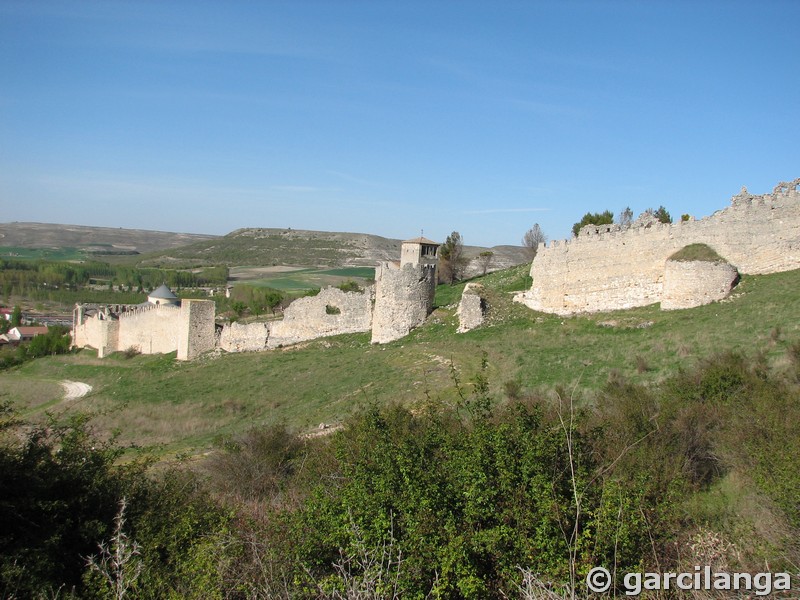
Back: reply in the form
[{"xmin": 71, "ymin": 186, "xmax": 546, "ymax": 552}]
[{"xmin": 149, "ymin": 284, "xmax": 177, "ymax": 299}]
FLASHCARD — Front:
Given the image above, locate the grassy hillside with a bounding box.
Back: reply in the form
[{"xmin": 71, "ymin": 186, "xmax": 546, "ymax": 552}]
[
  {"xmin": 138, "ymin": 228, "xmax": 402, "ymax": 268},
  {"xmin": 3, "ymin": 264, "xmax": 798, "ymax": 459}
]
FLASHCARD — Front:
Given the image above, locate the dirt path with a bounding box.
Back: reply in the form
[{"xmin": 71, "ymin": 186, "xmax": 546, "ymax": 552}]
[{"xmin": 61, "ymin": 380, "xmax": 92, "ymax": 400}]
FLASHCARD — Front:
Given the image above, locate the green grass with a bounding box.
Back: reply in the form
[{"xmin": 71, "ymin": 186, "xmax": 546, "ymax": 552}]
[
  {"xmin": 243, "ymin": 267, "xmax": 375, "ymax": 292},
  {"xmin": 669, "ymin": 243, "xmax": 726, "ymax": 262},
  {"xmin": 3, "ymin": 264, "xmax": 799, "ymax": 460},
  {"xmin": 139, "ymin": 231, "xmax": 368, "ymax": 268}
]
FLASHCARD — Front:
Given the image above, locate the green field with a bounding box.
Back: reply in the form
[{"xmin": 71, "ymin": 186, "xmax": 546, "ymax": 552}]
[
  {"xmin": 232, "ymin": 266, "xmax": 375, "ymax": 291},
  {"xmin": 3, "ymin": 264, "xmax": 799, "ymax": 459}
]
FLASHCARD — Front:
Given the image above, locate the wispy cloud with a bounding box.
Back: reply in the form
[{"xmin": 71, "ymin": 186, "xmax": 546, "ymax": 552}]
[{"xmin": 464, "ymin": 208, "xmax": 551, "ymax": 215}]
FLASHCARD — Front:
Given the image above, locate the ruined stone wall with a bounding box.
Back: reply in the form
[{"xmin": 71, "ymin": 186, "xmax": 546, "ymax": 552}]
[
  {"xmin": 267, "ymin": 286, "xmax": 373, "ymax": 348},
  {"xmin": 371, "ymin": 262, "xmax": 436, "ymax": 344},
  {"xmin": 661, "ymin": 260, "xmax": 739, "ymax": 310},
  {"xmin": 456, "ymin": 283, "xmax": 486, "ymax": 333},
  {"xmin": 117, "ymin": 304, "xmax": 182, "ymax": 355},
  {"xmin": 177, "ymin": 300, "xmax": 216, "ymax": 360},
  {"xmin": 515, "ymin": 182, "xmax": 800, "ymax": 315},
  {"xmin": 219, "ymin": 321, "xmax": 271, "ymax": 353}
]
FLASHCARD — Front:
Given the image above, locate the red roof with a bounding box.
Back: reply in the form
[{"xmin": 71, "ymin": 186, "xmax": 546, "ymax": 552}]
[{"xmin": 14, "ymin": 326, "xmax": 49, "ymax": 336}]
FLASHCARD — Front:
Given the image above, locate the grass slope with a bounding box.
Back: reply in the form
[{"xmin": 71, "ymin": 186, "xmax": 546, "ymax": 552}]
[
  {"xmin": 138, "ymin": 228, "xmax": 401, "ymax": 268},
  {"xmin": 3, "ymin": 264, "xmax": 798, "ymax": 459}
]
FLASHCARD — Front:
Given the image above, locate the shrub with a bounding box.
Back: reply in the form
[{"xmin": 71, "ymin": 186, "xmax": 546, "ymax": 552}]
[{"xmin": 668, "ymin": 243, "xmax": 725, "ymax": 263}]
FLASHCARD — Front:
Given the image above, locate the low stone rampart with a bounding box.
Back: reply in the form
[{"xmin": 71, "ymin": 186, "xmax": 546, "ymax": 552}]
[
  {"xmin": 268, "ymin": 286, "xmax": 373, "ymax": 348},
  {"xmin": 515, "ymin": 180, "xmax": 800, "ymax": 315},
  {"xmin": 219, "ymin": 321, "xmax": 271, "ymax": 353}
]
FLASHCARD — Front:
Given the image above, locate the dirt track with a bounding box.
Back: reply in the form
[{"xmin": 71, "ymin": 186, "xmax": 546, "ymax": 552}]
[{"xmin": 61, "ymin": 380, "xmax": 92, "ymax": 400}]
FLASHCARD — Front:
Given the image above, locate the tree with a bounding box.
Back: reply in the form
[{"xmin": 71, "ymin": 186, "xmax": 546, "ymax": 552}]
[
  {"xmin": 11, "ymin": 305, "xmax": 22, "ymax": 327},
  {"xmin": 439, "ymin": 231, "xmax": 466, "ymax": 284},
  {"xmin": 653, "ymin": 205, "xmax": 672, "ymax": 224},
  {"xmin": 522, "ymin": 224, "xmax": 547, "ymax": 260},
  {"xmin": 572, "ymin": 210, "xmax": 614, "ymax": 237},
  {"xmin": 477, "ymin": 251, "xmax": 494, "ymax": 276},
  {"xmin": 264, "ymin": 290, "xmax": 284, "ymax": 314},
  {"xmin": 618, "ymin": 207, "xmax": 634, "ymax": 228},
  {"xmin": 231, "ymin": 301, "xmax": 247, "ymax": 318}
]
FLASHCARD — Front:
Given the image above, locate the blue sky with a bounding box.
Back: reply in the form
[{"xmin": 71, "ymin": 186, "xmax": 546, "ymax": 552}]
[{"xmin": 1, "ymin": 1, "xmax": 798, "ymax": 247}]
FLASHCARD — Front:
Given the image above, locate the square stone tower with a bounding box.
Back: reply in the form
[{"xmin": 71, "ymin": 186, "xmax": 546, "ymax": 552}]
[{"xmin": 400, "ymin": 237, "xmax": 440, "ymax": 269}]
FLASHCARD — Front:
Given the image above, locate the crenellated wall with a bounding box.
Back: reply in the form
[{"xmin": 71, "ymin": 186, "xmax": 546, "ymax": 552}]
[
  {"xmin": 515, "ymin": 180, "xmax": 800, "ymax": 315},
  {"xmin": 73, "ymin": 299, "xmax": 216, "ymax": 360},
  {"xmin": 116, "ymin": 304, "xmax": 182, "ymax": 355}
]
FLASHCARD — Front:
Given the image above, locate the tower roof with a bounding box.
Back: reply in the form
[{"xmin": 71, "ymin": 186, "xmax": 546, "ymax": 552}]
[
  {"xmin": 148, "ymin": 284, "xmax": 178, "ymax": 300},
  {"xmin": 402, "ymin": 236, "xmax": 440, "ymax": 246}
]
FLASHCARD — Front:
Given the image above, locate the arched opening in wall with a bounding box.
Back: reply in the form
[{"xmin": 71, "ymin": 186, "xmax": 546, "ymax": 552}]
[{"xmin": 325, "ymin": 305, "xmax": 341, "ymax": 315}]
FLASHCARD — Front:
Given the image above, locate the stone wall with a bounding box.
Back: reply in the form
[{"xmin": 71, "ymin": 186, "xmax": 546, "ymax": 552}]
[
  {"xmin": 371, "ymin": 262, "xmax": 436, "ymax": 344},
  {"xmin": 116, "ymin": 304, "xmax": 182, "ymax": 355},
  {"xmin": 219, "ymin": 321, "xmax": 270, "ymax": 353},
  {"xmin": 268, "ymin": 286, "xmax": 373, "ymax": 348},
  {"xmin": 73, "ymin": 300, "xmax": 217, "ymax": 359},
  {"xmin": 515, "ymin": 180, "xmax": 800, "ymax": 315},
  {"xmin": 72, "ymin": 309, "xmax": 118, "ymax": 358},
  {"xmin": 177, "ymin": 300, "xmax": 216, "ymax": 360},
  {"xmin": 661, "ymin": 260, "xmax": 739, "ymax": 310}
]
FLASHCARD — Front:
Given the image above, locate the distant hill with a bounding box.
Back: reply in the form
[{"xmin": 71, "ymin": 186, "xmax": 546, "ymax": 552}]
[
  {"xmin": 139, "ymin": 227, "xmax": 531, "ymax": 271},
  {"xmin": 0, "ymin": 222, "xmax": 530, "ymax": 271},
  {"xmin": 0, "ymin": 222, "xmax": 217, "ymax": 255}
]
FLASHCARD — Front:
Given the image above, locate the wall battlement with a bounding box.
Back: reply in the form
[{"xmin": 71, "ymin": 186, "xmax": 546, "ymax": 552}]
[{"xmin": 515, "ymin": 179, "xmax": 800, "ymax": 315}]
